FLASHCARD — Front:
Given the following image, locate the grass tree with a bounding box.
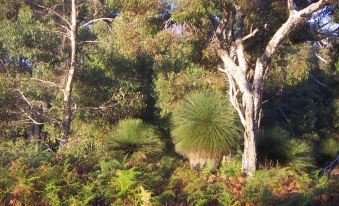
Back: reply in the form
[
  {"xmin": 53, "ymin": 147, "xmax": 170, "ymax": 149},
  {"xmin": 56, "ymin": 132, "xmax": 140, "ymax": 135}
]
[
  {"xmin": 109, "ymin": 119, "xmax": 162, "ymax": 155},
  {"xmin": 171, "ymin": 90, "xmax": 241, "ymax": 169}
]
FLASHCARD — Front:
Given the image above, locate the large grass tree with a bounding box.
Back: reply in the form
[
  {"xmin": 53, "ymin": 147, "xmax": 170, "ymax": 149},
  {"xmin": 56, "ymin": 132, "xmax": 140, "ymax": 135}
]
[{"xmin": 171, "ymin": 90, "xmax": 241, "ymax": 169}]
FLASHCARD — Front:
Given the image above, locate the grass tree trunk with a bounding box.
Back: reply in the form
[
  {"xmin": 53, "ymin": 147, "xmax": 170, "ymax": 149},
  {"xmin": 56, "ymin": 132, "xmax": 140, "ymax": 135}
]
[{"xmin": 61, "ymin": 0, "xmax": 77, "ymax": 145}]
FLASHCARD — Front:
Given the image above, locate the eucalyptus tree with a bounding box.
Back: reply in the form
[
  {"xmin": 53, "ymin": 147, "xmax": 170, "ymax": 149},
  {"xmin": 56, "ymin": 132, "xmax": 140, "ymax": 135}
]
[
  {"xmin": 172, "ymin": 0, "xmax": 334, "ymax": 175},
  {"xmin": 31, "ymin": 0, "xmax": 117, "ymax": 144},
  {"xmin": 0, "ymin": 0, "xmax": 117, "ymax": 143}
]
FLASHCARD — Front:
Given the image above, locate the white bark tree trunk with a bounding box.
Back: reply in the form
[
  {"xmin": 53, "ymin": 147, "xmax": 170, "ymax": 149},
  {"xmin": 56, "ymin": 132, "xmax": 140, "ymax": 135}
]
[{"xmin": 61, "ymin": 0, "xmax": 77, "ymax": 145}]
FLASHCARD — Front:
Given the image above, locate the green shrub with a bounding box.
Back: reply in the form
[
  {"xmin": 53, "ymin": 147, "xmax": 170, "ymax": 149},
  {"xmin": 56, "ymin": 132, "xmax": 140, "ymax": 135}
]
[
  {"xmin": 108, "ymin": 119, "xmax": 163, "ymax": 155},
  {"xmin": 171, "ymin": 90, "xmax": 241, "ymax": 168},
  {"xmin": 319, "ymin": 137, "xmax": 339, "ymax": 160},
  {"xmin": 258, "ymin": 126, "xmax": 315, "ymax": 172},
  {"xmin": 241, "ymin": 169, "xmax": 284, "ymax": 205},
  {"xmin": 285, "ymin": 139, "xmax": 315, "ymax": 172},
  {"xmin": 219, "ymin": 156, "xmax": 242, "ymax": 177}
]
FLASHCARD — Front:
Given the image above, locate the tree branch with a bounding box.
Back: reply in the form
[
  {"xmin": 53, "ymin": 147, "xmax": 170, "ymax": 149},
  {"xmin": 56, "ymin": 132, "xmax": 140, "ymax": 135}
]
[
  {"xmin": 79, "ymin": 18, "xmax": 114, "ymax": 28},
  {"xmin": 309, "ymin": 74, "xmax": 332, "ymax": 92},
  {"xmin": 226, "ymin": 74, "xmax": 246, "ymax": 126},
  {"xmin": 298, "ymin": 0, "xmax": 333, "ymax": 17},
  {"xmin": 78, "ymin": 40, "xmax": 101, "ymax": 45},
  {"xmin": 235, "ymin": 40, "xmax": 248, "ymax": 73},
  {"xmin": 242, "ymin": 28, "xmax": 259, "ymax": 41},
  {"xmin": 288, "ymin": 0, "xmax": 295, "ymax": 13},
  {"xmin": 31, "ymin": 78, "xmax": 63, "ymax": 89},
  {"xmin": 15, "ymin": 89, "xmax": 33, "ymax": 108},
  {"xmin": 217, "ymin": 49, "xmax": 251, "ymax": 94},
  {"xmin": 315, "ymin": 52, "xmax": 329, "ymax": 65},
  {"xmin": 18, "ymin": 107, "xmax": 44, "ymax": 125},
  {"xmin": 33, "ymin": 3, "xmax": 71, "ymax": 28}
]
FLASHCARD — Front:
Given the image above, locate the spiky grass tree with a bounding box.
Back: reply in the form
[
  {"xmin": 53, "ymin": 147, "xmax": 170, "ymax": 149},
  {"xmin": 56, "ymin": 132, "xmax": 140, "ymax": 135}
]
[
  {"xmin": 110, "ymin": 119, "xmax": 162, "ymax": 155},
  {"xmin": 171, "ymin": 90, "xmax": 241, "ymax": 169},
  {"xmin": 258, "ymin": 127, "xmax": 315, "ymax": 172}
]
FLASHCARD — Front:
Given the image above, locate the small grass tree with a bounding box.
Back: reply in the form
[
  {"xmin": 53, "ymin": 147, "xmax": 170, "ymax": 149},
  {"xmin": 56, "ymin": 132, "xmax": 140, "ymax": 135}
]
[
  {"xmin": 110, "ymin": 119, "xmax": 162, "ymax": 155},
  {"xmin": 171, "ymin": 90, "xmax": 241, "ymax": 169}
]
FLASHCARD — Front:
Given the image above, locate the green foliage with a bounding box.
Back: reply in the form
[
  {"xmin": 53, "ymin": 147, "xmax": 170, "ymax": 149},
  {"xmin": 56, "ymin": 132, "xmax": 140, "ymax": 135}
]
[
  {"xmin": 258, "ymin": 126, "xmax": 315, "ymax": 172},
  {"xmin": 241, "ymin": 168, "xmax": 313, "ymax": 206},
  {"xmin": 219, "ymin": 156, "xmax": 242, "ymax": 177},
  {"xmin": 285, "ymin": 139, "xmax": 315, "ymax": 172},
  {"xmin": 319, "ymin": 137, "xmax": 339, "ymax": 160},
  {"xmin": 171, "ymin": 89, "xmax": 241, "ymax": 167},
  {"xmin": 108, "ymin": 119, "xmax": 162, "ymax": 154},
  {"xmin": 111, "ymin": 168, "xmax": 140, "ymax": 196},
  {"xmin": 155, "ymin": 66, "xmax": 227, "ymax": 116}
]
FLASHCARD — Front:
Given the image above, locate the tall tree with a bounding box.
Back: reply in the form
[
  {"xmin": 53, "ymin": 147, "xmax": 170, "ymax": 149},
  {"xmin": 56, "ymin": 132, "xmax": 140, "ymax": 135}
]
[
  {"xmin": 215, "ymin": 0, "xmax": 333, "ymax": 174},
  {"xmin": 35, "ymin": 0, "xmax": 116, "ymax": 144}
]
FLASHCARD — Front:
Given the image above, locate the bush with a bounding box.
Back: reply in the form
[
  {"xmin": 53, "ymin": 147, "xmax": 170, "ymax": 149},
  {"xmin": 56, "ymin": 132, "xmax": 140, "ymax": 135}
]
[
  {"xmin": 258, "ymin": 126, "xmax": 315, "ymax": 172},
  {"xmin": 108, "ymin": 119, "xmax": 163, "ymax": 155},
  {"xmin": 319, "ymin": 137, "xmax": 339, "ymax": 160},
  {"xmin": 171, "ymin": 90, "xmax": 241, "ymax": 168}
]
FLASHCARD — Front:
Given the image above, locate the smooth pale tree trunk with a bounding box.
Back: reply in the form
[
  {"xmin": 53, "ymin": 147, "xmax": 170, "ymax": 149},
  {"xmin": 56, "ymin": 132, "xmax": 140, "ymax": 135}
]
[
  {"xmin": 61, "ymin": 0, "xmax": 77, "ymax": 145},
  {"xmin": 242, "ymin": 92, "xmax": 258, "ymax": 174}
]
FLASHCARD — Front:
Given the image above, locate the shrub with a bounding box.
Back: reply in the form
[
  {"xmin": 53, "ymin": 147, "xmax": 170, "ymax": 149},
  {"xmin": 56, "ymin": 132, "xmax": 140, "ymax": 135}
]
[
  {"xmin": 319, "ymin": 137, "xmax": 339, "ymax": 160},
  {"xmin": 285, "ymin": 139, "xmax": 315, "ymax": 172},
  {"xmin": 171, "ymin": 90, "xmax": 241, "ymax": 168},
  {"xmin": 219, "ymin": 156, "xmax": 242, "ymax": 177},
  {"xmin": 258, "ymin": 126, "xmax": 315, "ymax": 172},
  {"xmin": 108, "ymin": 119, "xmax": 162, "ymax": 155}
]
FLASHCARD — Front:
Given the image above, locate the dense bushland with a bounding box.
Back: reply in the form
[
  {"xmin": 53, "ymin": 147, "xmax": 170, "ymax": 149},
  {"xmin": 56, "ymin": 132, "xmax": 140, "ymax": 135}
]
[{"xmin": 0, "ymin": 0, "xmax": 338, "ymax": 205}]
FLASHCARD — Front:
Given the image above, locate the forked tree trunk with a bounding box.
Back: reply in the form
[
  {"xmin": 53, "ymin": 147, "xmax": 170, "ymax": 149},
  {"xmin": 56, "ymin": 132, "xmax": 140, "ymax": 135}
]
[
  {"xmin": 61, "ymin": 0, "xmax": 77, "ymax": 145},
  {"xmin": 217, "ymin": 0, "xmax": 331, "ymax": 175}
]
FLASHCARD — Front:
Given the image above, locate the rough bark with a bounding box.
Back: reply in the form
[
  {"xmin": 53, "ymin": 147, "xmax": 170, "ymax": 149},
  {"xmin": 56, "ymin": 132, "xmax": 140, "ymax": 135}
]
[
  {"xmin": 61, "ymin": 0, "xmax": 77, "ymax": 145},
  {"xmin": 217, "ymin": 0, "xmax": 332, "ymax": 175}
]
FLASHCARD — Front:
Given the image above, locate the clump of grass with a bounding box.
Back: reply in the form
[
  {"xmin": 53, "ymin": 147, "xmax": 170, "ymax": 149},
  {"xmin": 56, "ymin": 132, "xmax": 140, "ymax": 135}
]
[
  {"xmin": 258, "ymin": 126, "xmax": 315, "ymax": 172},
  {"xmin": 171, "ymin": 89, "xmax": 241, "ymax": 168},
  {"xmin": 109, "ymin": 119, "xmax": 162, "ymax": 154}
]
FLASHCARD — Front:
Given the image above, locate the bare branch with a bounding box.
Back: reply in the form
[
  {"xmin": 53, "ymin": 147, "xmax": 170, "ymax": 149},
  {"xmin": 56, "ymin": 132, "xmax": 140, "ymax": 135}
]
[
  {"xmin": 217, "ymin": 49, "xmax": 251, "ymax": 94},
  {"xmin": 33, "ymin": 3, "xmax": 71, "ymax": 28},
  {"xmin": 79, "ymin": 18, "xmax": 114, "ymax": 28},
  {"xmin": 298, "ymin": 0, "xmax": 333, "ymax": 17},
  {"xmin": 235, "ymin": 40, "xmax": 248, "ymax": 73},
  {"xmin": 242, "ymin": 28, "xmax": 259, "ymax": 41},
  {"xmin": 18, "ymin": 107, "xmax": 44, "ymax": 125},
  {"xmin": 31, "ymin": 78, "xmax": 63, "ymax": 89},
  {"xmin": 252, "ymin": 0, "xmax": 333, "ymax": 101},
  {"xmin": 309, "ymin": 74, "xmax": 332, "ymax": 92},
  {"xmin": 78, "ymin": 40, "xmax": 101, "ymax": 45},
  {"xmin": 315, "ymin": 52, "xmax": 329, "ymax": 65},
  {"xmin": 15, "ymin": 89, "xmax": 33, "ymax": 108},
  {"xmin": 288, "ymin": 0, "xmax": 295, "ymax": 12}
]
